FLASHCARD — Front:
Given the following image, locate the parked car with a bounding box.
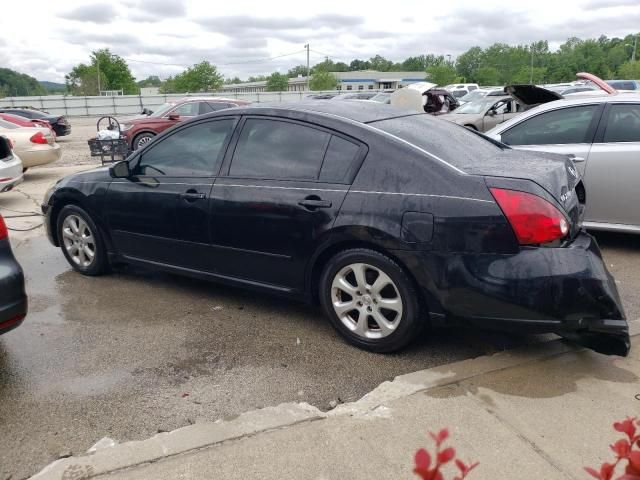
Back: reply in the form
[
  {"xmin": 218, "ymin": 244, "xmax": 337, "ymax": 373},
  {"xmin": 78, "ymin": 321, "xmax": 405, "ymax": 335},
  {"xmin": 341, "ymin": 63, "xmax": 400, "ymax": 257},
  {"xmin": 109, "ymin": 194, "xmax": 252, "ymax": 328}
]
[
  {"xmin": 389, "ymin": 83, "xmax": 459, "ymax": 115},
  {"xmin": 0, "ymin": 212, "xmax": 27, "ymax": 335},
  {"xmin": 0, "ymin": 135, "xmax": 23, "ymax": 193},
  {"xmin": 120, "ymin": 97, "xmax": 250, "ymax": 150},
  {"xmin": 42, "ymin": 102, "xmax": 629, "ymax": 356},
  {"xmin": 0, "ymin": 108, "xmax": 70, "ymax": 137},
  {"xmin": 0, "ymin": 119, "xmax": 61, "ymax": 170},
  {"xmin": 606, "ymin": 80, "xmax": 640, "ymax": 91},
  {"xmin": 486, "ymin": 93, "xmax": 640, "ymax": 234},
  {"xmin": 0, "ymin": 112, "xmax": 55, "ymax": 136},
  {"xmin": 332, "ymin": 92, "xmax": 378, "ymax": 100},
  {"xmin": 443, "ymin": 83, "xmax": 480, "ymax": 99},
  {"xmin": 438, "ymin": 95, "xmax": 525, "ymax": 131}
]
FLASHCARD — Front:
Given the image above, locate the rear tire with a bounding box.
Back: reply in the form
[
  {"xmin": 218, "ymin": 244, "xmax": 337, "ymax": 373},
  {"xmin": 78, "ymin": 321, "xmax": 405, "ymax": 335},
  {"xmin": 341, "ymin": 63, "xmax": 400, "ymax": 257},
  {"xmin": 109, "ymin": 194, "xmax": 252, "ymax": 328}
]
[
  {"xmin": 319, "ymin": 248, "xmax": 423, "ymax": 353},
  {"xmin": 57, "ymin": 205, "xmax": 110, "ymax": 276},
  {"xmin": 133, "ymin": 132, "xmax": 155, "ymax": 150}
]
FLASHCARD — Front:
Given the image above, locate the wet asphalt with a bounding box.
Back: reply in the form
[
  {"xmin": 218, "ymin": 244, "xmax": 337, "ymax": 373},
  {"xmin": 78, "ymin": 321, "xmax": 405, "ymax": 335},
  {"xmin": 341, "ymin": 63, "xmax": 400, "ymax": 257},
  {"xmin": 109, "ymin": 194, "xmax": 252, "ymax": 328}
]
[{"xmin": 1, "ymin": 232, "xmax": 639, "ymax": 480}]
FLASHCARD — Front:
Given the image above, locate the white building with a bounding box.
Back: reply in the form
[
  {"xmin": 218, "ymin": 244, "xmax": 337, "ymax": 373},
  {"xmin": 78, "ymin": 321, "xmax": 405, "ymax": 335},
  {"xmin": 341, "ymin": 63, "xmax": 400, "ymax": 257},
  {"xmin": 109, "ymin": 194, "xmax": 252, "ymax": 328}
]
[{"xmin": 219, "ymin": 71, "xmax": 426, "ymax": 93}]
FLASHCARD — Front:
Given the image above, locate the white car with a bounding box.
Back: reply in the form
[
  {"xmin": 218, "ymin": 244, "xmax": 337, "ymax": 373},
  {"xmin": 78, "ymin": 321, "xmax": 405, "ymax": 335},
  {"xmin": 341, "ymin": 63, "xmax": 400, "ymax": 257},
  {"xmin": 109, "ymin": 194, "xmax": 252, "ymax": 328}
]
[
  {"xmin": 443, "ymin": 83, "xmax": 480, "ymax": 100},
  {"xmin": 0, "ymin": 119, "xmax": 61, "ymax": 170},
  {"xmin": 0, "ymin": 136, "xmax": 23, "ymax": 193},
  {"xmin": 486, "ymin": 93, "xmax": 640, "ymax": 233}
]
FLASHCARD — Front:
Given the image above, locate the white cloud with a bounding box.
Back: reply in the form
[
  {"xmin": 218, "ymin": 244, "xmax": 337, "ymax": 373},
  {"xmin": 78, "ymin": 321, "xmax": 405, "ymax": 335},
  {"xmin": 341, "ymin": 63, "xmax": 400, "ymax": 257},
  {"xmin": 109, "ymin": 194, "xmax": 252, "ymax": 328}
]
[{"xmin": 1, "ymin": 0, "xmax": 639, "ymax": 83}]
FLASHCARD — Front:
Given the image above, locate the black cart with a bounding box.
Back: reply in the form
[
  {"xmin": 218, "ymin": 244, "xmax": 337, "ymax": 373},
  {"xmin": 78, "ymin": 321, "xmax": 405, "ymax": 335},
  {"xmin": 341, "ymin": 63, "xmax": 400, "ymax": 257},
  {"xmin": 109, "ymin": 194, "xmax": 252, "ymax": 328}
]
[{"xmin": 87, "ymin": 116, "xmax": 130, "ymax": 165}]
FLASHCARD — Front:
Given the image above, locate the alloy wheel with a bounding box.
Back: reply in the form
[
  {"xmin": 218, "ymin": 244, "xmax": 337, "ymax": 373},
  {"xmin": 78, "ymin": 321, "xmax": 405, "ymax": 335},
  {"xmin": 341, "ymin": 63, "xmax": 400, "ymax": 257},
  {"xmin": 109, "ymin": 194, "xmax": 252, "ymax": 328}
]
[
  {"xmin": 61, "ymin": 215, "xmax": 96, "ymax": 268},
  {"xmin": 330, "ymin": 262, "xmax": 403, "ymax": 339}
]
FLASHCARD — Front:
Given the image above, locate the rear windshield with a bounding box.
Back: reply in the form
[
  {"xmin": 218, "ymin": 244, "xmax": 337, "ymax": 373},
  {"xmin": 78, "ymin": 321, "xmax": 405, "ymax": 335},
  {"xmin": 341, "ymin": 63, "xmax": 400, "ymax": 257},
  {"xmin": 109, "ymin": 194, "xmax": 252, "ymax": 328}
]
[{"xmin": 370, "ymin": 114, "xmax": 504, "ymax": 170}]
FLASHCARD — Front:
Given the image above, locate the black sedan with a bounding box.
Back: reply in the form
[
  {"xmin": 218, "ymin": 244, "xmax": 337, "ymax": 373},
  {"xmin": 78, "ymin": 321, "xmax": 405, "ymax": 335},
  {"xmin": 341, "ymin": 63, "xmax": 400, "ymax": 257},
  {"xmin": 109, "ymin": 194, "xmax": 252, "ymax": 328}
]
[
  {"xmin": 0, "ymin": 108, "xmax": 71, "ymax": 137},
  {"xmin": 0, "ymin": 215, "xmax": 27, "ymax": 335},
  {"xmin": 42, "ymin": 101, "xmax": 629, "ymax": 355}
]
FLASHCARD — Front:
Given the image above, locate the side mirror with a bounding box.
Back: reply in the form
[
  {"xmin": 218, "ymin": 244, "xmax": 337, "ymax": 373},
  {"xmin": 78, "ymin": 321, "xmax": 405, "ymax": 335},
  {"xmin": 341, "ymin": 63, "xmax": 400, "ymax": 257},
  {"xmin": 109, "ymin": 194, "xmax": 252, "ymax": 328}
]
[
  {"xmin": 110, "ymin": 160, "xmax": 130, "ymax": 179},
  {"xmin": 167, "ymin": 113, "xmax": 180, "ymax": 120},
  {"xmin": 487, "ymin": 109, "xmax": 497, "ymax": 117}
]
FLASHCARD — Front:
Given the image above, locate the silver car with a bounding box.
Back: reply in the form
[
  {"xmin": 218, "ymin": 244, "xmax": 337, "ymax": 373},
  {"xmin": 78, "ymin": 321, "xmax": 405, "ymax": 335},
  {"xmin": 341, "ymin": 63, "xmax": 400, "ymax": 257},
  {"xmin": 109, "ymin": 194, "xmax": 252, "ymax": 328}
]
[
  {"xmin": 438, "ymin": 95, "xmax": 524, "ymax": 132},
  {"xmin": 486, "ymin": 94, "xmax": 640, "ymax": 234},
  {"xmin": 0, "ymin": 136, "xmax": 23, "ymax": 193}
]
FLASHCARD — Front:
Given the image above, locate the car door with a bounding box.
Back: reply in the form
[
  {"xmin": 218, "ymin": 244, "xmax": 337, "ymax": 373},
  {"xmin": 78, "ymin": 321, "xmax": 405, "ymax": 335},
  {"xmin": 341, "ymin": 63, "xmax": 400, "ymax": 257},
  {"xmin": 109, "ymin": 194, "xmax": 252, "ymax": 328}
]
[
  {"xmin": 498, "ymin": 103, "xmax": 604, "ymax": 178},
  {"xmin": 582, "ymin": 102, "xmax": 640, "ymax": 228},
  {"xmin": 208, "ymin": 116, "xmax": 365, "ymax": 291},
  {"xmin": 481, "ymin": 99, "xmax": 508, "ymax": 131},
  {"xmin": 105, "ymin": 117, "xmax": 238, "ymax": 270}
]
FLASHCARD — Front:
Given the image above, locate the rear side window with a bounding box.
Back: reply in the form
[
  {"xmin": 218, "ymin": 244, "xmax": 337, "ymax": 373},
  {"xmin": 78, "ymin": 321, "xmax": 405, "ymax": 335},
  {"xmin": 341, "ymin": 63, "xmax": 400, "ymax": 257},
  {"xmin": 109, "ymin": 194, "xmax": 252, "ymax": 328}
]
[
  {"xmin": 501, "ymin": 105, "xmax": 599, "ymax": 146},
  {"xmin": 371, "ymin": 114, "xmax": 503, "ymax": 170},
  {"xmin": 230, "ymin": 119, "xmax": 329, "ymax": 180},
  {"xmin": 208, "ymin": 102, "xmax": 235, "ymax": 111},
  {"xmin": 603, "ymin": 104, "xmax": 640, "ymax": 143},
  {"xmin": 319, "ymin": 136, "xmax": 360, "ymax": 182}
]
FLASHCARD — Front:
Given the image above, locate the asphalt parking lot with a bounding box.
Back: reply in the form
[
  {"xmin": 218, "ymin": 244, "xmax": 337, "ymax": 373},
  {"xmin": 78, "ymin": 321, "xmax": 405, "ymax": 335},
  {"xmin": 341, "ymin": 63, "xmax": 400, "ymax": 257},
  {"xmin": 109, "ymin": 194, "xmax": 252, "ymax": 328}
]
[{"xmin": 1, "ymin": 123, "xmax": 639, "ymax": 480}]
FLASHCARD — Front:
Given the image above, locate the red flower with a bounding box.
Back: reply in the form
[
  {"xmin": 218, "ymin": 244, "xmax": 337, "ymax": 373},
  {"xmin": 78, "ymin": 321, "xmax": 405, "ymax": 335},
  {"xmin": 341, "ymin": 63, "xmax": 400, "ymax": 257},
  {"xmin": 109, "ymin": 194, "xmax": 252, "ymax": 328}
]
[
  {"xmin": 454, "ymin": 459, "xmax": 479, "ymax": 480},
  {"xmin": 628, "ymin": 451, "xmax": 640, "ymax": 474},
  {"xmin": 429, "ymin": 429, "xmax": 450, "ymax": 447},
  {"xmin": 611, "ymin": 439, "xmax": 632, "ymax": 459},
  {"xmin": 614, "ymin": 418, "xmax": 637, "ymax": 442},
  {"xmin": 438, "ymin": 447, "xmax": 456, "ymax": 465},
  {"xmin": 414, "ymin": 448, "xmax": 432, "ymax": 479},
  {"xmin": 585, "ymin": 463, "xmax": 615, "ymax": 480}
]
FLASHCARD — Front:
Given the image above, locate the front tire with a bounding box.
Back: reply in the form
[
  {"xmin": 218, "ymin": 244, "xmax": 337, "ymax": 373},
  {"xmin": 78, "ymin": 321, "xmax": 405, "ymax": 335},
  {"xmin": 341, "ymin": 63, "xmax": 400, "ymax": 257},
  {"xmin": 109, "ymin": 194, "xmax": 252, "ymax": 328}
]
[
  {"xmin": 57, "ymin": 205, "xmax": 109, "ymax": 276},
  {"xmin": 133, "ymin": 132, "xmax": 155, "ymax": 150},
  {"xmin": 319, "ymin": 248, "xmax": 423, "ymax": 353}
]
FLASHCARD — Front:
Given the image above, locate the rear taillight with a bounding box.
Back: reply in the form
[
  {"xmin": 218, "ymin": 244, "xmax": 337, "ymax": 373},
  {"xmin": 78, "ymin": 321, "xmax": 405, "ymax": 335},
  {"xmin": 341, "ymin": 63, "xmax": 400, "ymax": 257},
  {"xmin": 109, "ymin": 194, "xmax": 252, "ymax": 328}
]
[
  {"xmin": 29, "ymin": 132, "xmax": 48, "ymax": 144},
  {"xmin": 490, "ymin": 188, "xmax": 569, "ymax": 245},
  {"xmin": 0, "ymin": 215, "xmax": 8, "ymax": 240}
]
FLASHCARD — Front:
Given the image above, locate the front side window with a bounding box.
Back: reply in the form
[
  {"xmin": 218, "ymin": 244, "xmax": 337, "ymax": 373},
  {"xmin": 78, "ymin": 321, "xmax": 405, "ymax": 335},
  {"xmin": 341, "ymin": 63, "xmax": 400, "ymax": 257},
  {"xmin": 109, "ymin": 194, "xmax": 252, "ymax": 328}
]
[
  {"xmin": 603, "ymin": 104, "xmax": 640, "ymax": 143},
  {"xmin": 136, "ymin": 119, "xmax": 235, "ymax": 177},
  {"xmin": 230, "ymin": 119, "xmax": 329, "ymax": 180},
  {"xmin": 171, "ymin": 102, "xmax": 199, "ymax": 117},
  {"xmin": 501, "ymin": 105, "xmax": 599, "ymax": 146}
]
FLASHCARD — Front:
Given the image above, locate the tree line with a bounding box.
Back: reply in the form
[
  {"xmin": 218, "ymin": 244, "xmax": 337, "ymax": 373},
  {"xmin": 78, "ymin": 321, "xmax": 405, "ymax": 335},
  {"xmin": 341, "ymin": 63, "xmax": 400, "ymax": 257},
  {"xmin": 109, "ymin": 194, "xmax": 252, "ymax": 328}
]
[{"xmin": 2, "ymin": 33, "xmax": 639, "ymax": 98}]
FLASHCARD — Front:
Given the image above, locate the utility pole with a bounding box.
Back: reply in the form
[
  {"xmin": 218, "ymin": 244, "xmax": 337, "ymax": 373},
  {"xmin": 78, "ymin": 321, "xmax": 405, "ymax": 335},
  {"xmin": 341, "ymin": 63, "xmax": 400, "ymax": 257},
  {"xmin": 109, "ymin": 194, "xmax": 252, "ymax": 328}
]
[
  {"xmin": 633, "ymin": 35, "xmax": 637, "ymax": 62},
  {"xmin": 97, "ymin": 55, "xmax": 101, "ymax": 96},
  {"xmin": 305, "ymin": 44, "xmax": 310, "ymax": 91},
  {"xmin": 530, "ymin": 44, "xmax": 534, "ymax": 84}
]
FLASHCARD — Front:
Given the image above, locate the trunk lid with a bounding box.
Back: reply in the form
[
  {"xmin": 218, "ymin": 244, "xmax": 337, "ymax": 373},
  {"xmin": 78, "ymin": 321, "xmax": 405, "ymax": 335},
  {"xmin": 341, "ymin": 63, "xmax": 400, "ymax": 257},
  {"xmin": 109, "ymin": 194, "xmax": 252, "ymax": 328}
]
[
  {"xmin": 504, "ymin": 84, "xmax": 563, "ymax": 110},
  {"xmin": 465, "ymin": 149, "xmax": 584, "ymax": 235}
]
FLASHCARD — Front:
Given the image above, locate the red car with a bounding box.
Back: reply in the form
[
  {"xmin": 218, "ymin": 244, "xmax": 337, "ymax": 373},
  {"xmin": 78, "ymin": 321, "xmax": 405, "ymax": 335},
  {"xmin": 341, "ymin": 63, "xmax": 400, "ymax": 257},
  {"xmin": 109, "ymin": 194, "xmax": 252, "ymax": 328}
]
[
  {"xmin": 0, "ymin": 112, "xmax": 56, "ymax": 137},
  {"xmin": 120, "ymin": 97, "xmax": 250, "ymax": 150}
]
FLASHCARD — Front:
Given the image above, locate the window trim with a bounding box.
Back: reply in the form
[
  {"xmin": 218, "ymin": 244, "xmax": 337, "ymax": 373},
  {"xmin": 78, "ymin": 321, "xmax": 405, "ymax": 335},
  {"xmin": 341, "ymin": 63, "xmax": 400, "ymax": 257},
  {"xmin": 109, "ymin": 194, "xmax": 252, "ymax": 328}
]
[
  {"xmin": 130, "ymin": 116, "xmax": 240, "ymax": 178},
  {"xmin": 221, "ymin": 115, "xmax": 368, "ymax": 184},
  {"xmin": 500, "ymin": 103, "xmax": 604, "ymax": 146},
  {"xmin": 593, "ymin": 101, "xmax": 640, "ymax": 145}
]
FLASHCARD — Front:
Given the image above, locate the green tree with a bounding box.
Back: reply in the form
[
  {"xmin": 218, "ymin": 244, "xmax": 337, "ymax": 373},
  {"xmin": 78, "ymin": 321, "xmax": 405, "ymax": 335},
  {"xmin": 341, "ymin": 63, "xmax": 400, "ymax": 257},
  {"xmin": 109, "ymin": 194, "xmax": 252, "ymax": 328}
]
[
  {"xmin": 349, "ymin": 59, "xmax": 371, "ymax": 71},
  {"xmin": 172, "ymin": 61, "xmax": 223, "ymax": 92},
  {"xmin": 224, "ymin": 76, "xmax": 242, "ymax": 84},
  {"xmin": 512, "ymin": 66, "xmax": 548, "ymax": 84},
  {"xmin": 309, "ymin": 69, "xmax": 338, "ymax": 90},
  {"xmin": 66, "ymin": 49, "xmax": 136, "ymax": 94},
  {"xmin": 426, "ymin": 63, "xmax": 458, "ymax": 86},
  {"xmin": 0, "ymin": 68, "xmax": 46, "ymax": 96},
  {"xmin": 368, "ymin": 55, "xmax": 393, "ymax": 72},
  {"xmin": 287, "ymin": 65, "xmax": 308, "ymax": 78},
  {"xmin": 266, "ymin": 72, "xmax": 289, "ymax": 91},
  {"xmin": 619, "ymin": 60, "xmax": 640, "ymax": 79},
  {"xmin": 456, "ymin": 47, "xmax": 483, "ymax": 82},
  {"xmin": 475, "ymin": 66, "xmax": 500, "ymax": 85},
  {"xmin": 334, "ymin": 62, "xmax": 349, "ymax": 72},
  {"xmin": 137, "ymin": 75, "xmax": 161, "ymax": 88},
  {"xmin": 247, "ymin": 75, "xmax": 267, "ymax": 82}
]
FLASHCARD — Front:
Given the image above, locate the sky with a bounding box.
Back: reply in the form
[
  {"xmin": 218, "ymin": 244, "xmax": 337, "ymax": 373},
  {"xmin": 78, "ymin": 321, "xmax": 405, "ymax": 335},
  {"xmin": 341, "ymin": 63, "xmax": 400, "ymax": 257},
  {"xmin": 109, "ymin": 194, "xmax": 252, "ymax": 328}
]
[{"xmin": 1, "ymin": 0, "xmax": 639, "ymax": 83}]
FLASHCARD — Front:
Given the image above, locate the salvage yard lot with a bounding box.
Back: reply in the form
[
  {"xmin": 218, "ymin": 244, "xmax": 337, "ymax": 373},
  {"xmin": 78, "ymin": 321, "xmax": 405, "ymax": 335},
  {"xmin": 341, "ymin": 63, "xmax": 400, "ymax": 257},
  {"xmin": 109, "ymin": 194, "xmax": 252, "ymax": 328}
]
[{"xmin": 0, "ymin": 119, "xmax": 639, "ymax": 480}]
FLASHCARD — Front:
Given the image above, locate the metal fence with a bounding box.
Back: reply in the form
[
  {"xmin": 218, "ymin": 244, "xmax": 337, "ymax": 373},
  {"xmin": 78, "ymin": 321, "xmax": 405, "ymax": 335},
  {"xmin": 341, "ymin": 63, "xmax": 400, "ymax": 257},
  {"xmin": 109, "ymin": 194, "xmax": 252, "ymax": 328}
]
[{"xmin": 0, "ymin": 91, "xmax": 351, "ymax": 117}]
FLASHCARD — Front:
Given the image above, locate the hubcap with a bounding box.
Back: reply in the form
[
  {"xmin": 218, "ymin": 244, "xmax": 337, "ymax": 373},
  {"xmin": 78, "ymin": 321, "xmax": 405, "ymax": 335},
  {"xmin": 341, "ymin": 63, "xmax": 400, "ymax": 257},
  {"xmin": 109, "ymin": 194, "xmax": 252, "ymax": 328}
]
[
  {"xmin": 331, "ymin": 263, "xmax": 403, "ymax": 339},
  {"xmin": 62, "ymin": 215, "xmax": 96, "ymax": 268},
  {"xmin": 137, "ymin": 136, "xmax": 152, "ymax": 148}
]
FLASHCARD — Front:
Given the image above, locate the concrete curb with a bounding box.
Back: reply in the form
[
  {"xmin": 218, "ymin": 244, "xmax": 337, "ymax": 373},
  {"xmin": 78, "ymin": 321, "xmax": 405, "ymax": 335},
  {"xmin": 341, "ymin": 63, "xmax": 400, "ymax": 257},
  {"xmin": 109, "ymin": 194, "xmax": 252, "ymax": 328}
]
[{"xmin": 30, "ymin": 324, "xmax": 639, "ymax": 479}]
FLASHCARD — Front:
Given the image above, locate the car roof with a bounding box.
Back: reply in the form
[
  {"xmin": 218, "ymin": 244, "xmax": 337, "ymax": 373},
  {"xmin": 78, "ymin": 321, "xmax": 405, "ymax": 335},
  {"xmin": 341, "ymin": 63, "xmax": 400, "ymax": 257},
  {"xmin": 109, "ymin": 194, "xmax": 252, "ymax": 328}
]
[
  {"xmin": 217, "ymin": 100, "xmax": 419, "ymax": 124},
  {"xmin": 178, "ymin": 96, "xmax": 247, "ymax": 103}
]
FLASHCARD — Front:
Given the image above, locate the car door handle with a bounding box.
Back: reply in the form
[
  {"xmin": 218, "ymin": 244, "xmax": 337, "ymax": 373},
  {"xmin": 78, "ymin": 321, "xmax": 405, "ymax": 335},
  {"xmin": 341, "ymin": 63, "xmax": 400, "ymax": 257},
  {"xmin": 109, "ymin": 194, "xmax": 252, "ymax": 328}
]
[
  {"xmin": 571, "ymin": 156, "xmax": 586, "ymax": 163},
  {"xmin": 298, "ymin": 197, "xmax": 332, "ymax": 210},
  {"xmin": 179, "ymin": 190, "xmax": 206, "ymax": 201}
]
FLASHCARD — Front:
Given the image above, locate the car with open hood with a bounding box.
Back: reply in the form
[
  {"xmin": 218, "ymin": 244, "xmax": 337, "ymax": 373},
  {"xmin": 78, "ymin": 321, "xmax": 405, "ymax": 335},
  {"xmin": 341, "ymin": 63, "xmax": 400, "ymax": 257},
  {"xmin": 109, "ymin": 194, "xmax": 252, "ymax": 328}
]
[{"xmin": 42, "ymin": 101, "xmax": 629, "ymax": 356}]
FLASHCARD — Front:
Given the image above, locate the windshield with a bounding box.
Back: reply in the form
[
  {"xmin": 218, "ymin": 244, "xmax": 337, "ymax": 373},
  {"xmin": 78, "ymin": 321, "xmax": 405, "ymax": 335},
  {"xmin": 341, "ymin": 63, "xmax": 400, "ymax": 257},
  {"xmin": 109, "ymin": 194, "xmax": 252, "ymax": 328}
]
[
  {"xmin": 150, "ymin": 102, "xmax": 177, "ymax": 118},
  {"xmin": 369, "ymin": 93, "xmax": 391, "ymax": 104},
  {"xmin": 454, "ymin": 98, "xmax": 502, "ymax": 114},
  {"xmin": 459, "ymin": 90, "xmax": 487, "ymax": 103}
]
